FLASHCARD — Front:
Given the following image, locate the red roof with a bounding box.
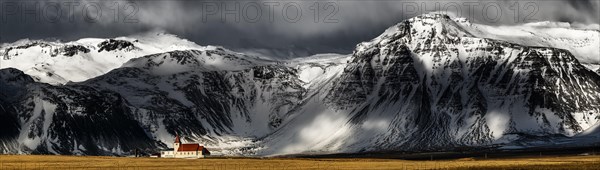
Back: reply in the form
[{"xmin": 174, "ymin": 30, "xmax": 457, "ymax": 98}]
[{"xmin": 177, "ymin": 144, "xmax": 203, "ymax": 152}]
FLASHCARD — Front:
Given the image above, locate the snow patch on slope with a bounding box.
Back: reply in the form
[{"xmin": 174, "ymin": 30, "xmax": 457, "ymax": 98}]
[{"xmin": 459, "ymin": 20, "xmax": 600, "ymax": 65}]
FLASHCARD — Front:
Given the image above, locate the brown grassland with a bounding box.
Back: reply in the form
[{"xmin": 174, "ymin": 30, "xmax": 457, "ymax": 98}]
[{"xmin": 0, "ymin": 154, "xmax": 599, "ymax": 169}]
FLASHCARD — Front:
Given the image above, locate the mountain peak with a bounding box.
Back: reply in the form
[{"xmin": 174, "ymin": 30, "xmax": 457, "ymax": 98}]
[
  {"xmin": 407, "ymin": 12, "xmax": 474, "ymax": 36},
  {"xmin": 411, "ymin": 12, "xmax": 453, "ymax": 20},
  {"xmin": 355, "ymin": 12, "xmax": 473, "ymax": 56}
]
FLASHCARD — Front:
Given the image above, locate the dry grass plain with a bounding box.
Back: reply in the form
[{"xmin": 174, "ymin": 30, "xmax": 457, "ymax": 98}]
[{"xmin": 0, "ymin": 154, "xmax": 599, "ymax": 169}]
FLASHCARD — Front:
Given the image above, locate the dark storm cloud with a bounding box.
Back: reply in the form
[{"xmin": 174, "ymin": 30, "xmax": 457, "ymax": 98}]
[{"xmin": 0, "ymin": 0, "xmax": 598, "ymax": 58}]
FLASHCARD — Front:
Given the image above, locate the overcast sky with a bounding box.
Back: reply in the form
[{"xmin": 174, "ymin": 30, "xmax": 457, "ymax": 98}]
[{"xmin": 0, "ymin": 0, "xmax": 598, "ymax": 58}]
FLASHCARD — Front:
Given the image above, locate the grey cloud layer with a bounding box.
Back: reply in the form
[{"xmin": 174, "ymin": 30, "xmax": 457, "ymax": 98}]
[{"xmin": 1, "ymin": 0, "xmax": 598, "ymax": 58}]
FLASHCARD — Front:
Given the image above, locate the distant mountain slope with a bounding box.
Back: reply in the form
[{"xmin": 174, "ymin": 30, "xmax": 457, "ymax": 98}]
[
  {"xmin": 455, "ymin": 19, "xmax": 600, "ymax": 66},
  {"xmin": 0, "ymin": 32, "xmax": 208, "ymax": 85}
]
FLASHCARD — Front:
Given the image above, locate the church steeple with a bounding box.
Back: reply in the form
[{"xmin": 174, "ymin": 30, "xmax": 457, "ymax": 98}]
[
  {"xmin": 173, "ymin": 134, "xmax": 181, "ymax": 154},
  {"xmin": 174, "ymin": 134, "xmax": 181, "ymax": 144}
]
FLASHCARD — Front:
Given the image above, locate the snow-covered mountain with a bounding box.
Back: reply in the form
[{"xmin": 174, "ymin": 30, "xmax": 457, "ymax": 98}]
[
  {"xmin": 1, "ymin": 13, "xmax": 599, "ymax": 156},
  {"xmin": 0, "ymin": 32, "xmax": 205, "ymax": 85},
  {"xmin": 0, "ymin": 46, "xmax": 319, "ymax": 155},
  {"xmin": 258, "ymin": 13, "xmax": 600, "ymax": 155}
]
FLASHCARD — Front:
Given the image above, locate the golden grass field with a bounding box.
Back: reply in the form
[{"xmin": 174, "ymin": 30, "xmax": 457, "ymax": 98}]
[{"xmin": 0, "ymin": 154, "xmax": 599, "ymax": 170}]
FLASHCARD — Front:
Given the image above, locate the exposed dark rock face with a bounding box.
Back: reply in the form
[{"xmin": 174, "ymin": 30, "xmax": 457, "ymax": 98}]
[
  {"xmin": 1, "ymin": 42, "xmax": 53, "ymax": 59},
  {"xmin": 0, "ymin": 68, "xmax": 35, "ymax": 153},
  {"xmin": 97, "ymin": 39, "xmax": 135, "ymax": 52},
  {"xmin": 0, "ymin": 68, "xmax": 158, "ymax": 155},
  {"xmin": 57, "ymin": 45, "xmax": 90, "ymax": 56}
]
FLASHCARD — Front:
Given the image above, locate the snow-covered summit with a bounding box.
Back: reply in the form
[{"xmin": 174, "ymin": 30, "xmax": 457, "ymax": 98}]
[
  {"xmin": 360, "ymin": 13, "xmax": 473, "ymax": 51},
  {"xmin": 360, "ymin": 12, "xmax": 599, "ymax": 71}
]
